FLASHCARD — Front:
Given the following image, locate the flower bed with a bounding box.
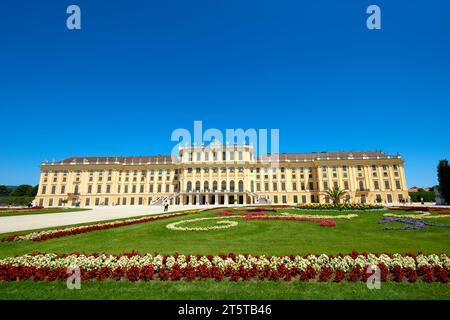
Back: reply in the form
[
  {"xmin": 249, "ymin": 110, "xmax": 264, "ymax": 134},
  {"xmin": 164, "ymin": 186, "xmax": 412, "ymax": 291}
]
[
  {"xmin": 1, "ymin": 211, "xmax": 199, "ymax": 242},
  {"xmin": 379, "ymin": 216, "xmax": 450, "ymax": 230},
  {"xmin": 0, "ymin": 252, "xmax": 448, "ymax": 283},
  {"xmin": 384, "ymin": 212, "xmax": 450, "ymax": 219},
  {"xmin": 295, "ymin": 203, "xmax": 384, "ymax": 211},
  {"xmin": 212, "ymin": 209, "xmax": 338, "ymax": 227}
]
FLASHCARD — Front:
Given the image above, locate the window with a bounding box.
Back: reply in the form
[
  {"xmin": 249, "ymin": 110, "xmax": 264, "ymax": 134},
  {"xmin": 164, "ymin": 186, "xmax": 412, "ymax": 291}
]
[
  {"xmin": 293, "ymin": 195, "xmax": 298, "ymax": 203},
  {"xmin": 87, "ymin": 185, "xmax": 92, "ymax": 194},
  {"xmin": 395, "ymin": 180, "xmax": 401, "ymax": 190},
  {"xmin": 374, "ymin": 180, "xmax": 379, "ymax": 190},
  {"xmin": 106, "ymin": 185, "xmax": 111, "ymax": 193},
  {"xmin": 85, "ymin": 198, "xmax": 90, "ymax": 206},
  {"xmin": 292, "ymin": 182, "xmax": 297, "ymax": 191},
  {"xmin": 230, "ymin": 152, "xmax": 235, "ymax": 160},
  {"xmin": 323, "ymin": 181, "xmax": 328, "ymax": 190},
  {"xmin": 282, "ymin": 195, "xmax": 287, "ymax": 204},
  {"xmin": 344, "ymin": 181, "xmax": 349, "ymax": 190},
  {"xmin": 221, "ymin": 181, "xmax": 227, "ymax": 191},
  {"xmin": 359, "ymin": 181, "xmax": 364, "ymax": 191},
  {"xmin": 140, "ymin": 185, "xmax": 144, "ymax": 193},
  {"xmin": 384, "ymin": 181, "xmax": 390, "ymax": 190},
  {"xmin": 238, "ymin": 152, "xmax": 243, "ymax": 160},
  {"xmin": 132, "ymin": 185, "xmax": 136, "ymax": 193},
  {"xmin": 51, "ymin": 186, "xmax": 56, "ymax": 194},
  {"xmin": 273, "ymin": 195, "xmax": 278, "ymax": 204},
  {"xmin": 97, "ymin": 185, "xmax": 102, "ymax": 193},
  {"xmin": 273, "ymin": 182, "xmax": 277, "ymax": 191},
  {"xmin": 205, "ymin": 152, "xmax": 209, "ymax": 161},
  {"xmin": 166, "ymin": 184, "xmax": 170, "ymax": 192},
  {"xmin": 61, "ymin": 185, "xmax": 65, "ymax": 194},
  {"xmin": 387, "ymin": 194, "xmax": 393, "ymax": 203},
  {"xmin": 281, "ymin": 182, "xmax": 286, "ymax": 191}
]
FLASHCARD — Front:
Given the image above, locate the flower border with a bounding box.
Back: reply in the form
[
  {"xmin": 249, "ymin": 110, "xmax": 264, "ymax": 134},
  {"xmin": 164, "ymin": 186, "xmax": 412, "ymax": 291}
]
[{"xmin": 0, "ymin": 251, "xmax": 448, "ymax": 283}]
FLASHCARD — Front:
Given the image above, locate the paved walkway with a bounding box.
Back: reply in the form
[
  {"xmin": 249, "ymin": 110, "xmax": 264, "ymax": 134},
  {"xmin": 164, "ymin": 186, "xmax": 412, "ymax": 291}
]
[{"xmin": 0, "ymin": 205, "xmax": 225, "ymax": 234}]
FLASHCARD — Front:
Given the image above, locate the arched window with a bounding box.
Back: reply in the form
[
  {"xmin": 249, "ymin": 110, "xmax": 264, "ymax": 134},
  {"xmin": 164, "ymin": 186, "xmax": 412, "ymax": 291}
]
[
  {"xmin": 195, "ymin": 181, "xmax": 201, "ymax": 191},
  {"xmin": 213, "ymin": 181, "xmax": 218, "ymax": 191},
  {"xmin": 221, "ymin": 181, "xmax": 227, "ymax": 191},
  {"xmin": 204, "ymin": 181, "xmax": 209, "ymax": 191},
  {"xmin": 238, "ymin": 180, "xmax": 244, "ymax": 192},
  {"xmin": 230, "ymin": 181, "xmax": 235, "ymax": 192},
  {"xmin": 187, "ymin": 181, "xmax": 192, "ymax": 192}
]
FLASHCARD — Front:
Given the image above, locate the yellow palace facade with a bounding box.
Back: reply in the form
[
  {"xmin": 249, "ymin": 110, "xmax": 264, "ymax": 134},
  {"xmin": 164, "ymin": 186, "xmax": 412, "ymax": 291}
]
[{"xmin": 35, "ymin": 144, "xmax": 409, "ymax": 207}]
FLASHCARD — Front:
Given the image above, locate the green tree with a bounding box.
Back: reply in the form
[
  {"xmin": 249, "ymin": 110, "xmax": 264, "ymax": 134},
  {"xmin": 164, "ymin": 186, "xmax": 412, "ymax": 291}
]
[
  {"xmin": 323, "ymin": 186, "xmax": 348, "ymax": 205},
  {"xmin": 0, "ymin": 185, "xmax": 11, "ymax": 196},
  {"xmin": 10, "ymin": 185, "xmax": 35, "ymax": 197},
  {"xmin": 437, "ymin": 160, "xmax": 450, "ymax": 204}
]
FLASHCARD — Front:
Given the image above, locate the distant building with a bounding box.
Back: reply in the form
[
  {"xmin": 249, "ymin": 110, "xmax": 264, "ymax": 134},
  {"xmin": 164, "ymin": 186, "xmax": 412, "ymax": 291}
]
[{"xmin": 34, "ymin": 143, "xmax": 409, "ymax": 207}]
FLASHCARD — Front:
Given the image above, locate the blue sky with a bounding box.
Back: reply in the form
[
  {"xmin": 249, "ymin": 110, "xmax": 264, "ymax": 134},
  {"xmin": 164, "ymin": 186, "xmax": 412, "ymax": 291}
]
[{"xmin": 0, "ymin": 0, "xmax": 449, "ymax": 187}]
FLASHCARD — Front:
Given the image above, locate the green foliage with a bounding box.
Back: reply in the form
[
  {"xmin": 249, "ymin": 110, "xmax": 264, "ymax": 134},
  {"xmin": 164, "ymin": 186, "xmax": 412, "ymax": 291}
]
[
  {"xmin": 408, "ymin": 191, "xmax": 436, "ymax": 202},
  {"xmin": 9, "ymin": 185, "xmax": 36, "ymax": 197},
  {"xmin": 0, "ymin": 196, "xmax": 34, "ymax": 206},
  {"xmin": 322, "ymin": 186, "xmax": 348, "ymax": 205},
  {"xmin": 0, "ymin": 185, "xmax": 10, "ymax": 196},
  {"xmin": 0, "ymin": 185, "xmax": 38, "ymax": 206},
  {"xmin": 437, "ymin": 159, "xmax": 450, "ymax": 204}
]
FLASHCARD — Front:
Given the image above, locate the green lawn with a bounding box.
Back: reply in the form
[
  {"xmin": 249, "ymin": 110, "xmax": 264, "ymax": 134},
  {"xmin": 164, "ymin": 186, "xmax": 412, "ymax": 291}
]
[
  {"xmin": 0, "ymin": 208, "xmax": 90, "ymax": 217},
  {"xmin": 0, "ymin": 207, "xmax": 449, "ymax": 299},
  {"xmin": 0, "ymin": 280, "xmax": 448, "ymax": 300}
]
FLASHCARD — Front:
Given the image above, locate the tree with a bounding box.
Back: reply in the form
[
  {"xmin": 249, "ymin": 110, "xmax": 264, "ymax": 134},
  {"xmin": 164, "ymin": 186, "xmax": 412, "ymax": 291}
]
[
  {"xmin": 323, "ymin": 186, "xmax": 348, "ymax": 205},
  {"xmin": 0, "ymin": 185, "xmax": 11, "ymax": 197},
  {"xmin": 10, "ymin": 185, "xmax": 35, "ymax": 197},
  {"xmin": 437, "ymin": 160, "xmax": 450, "ymax": 204}
]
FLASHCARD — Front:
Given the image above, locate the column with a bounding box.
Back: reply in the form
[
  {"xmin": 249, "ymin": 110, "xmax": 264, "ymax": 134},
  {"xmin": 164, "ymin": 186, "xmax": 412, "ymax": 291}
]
[
  {"xmin": 224, "ymin": 194, "xmax": 229, "ymax": 205},
  {"xmin": 196, "ymin": 193, "xmax": 200, "ymax": 205},
  {"xmin": 215, "ymin": 194, "xmax": 219, "ymax": 205}
]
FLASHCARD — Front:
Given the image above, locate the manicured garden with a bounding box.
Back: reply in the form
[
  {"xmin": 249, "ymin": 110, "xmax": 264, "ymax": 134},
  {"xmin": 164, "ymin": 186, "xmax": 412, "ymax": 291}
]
[{"xmin": 0, "ymin": 205, "xmax": 449, "ymax": 299}]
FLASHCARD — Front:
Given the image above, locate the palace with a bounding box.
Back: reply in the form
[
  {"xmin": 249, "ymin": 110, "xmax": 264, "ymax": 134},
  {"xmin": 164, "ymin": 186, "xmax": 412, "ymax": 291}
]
[{"xmin": 35, "ymin": 143, "xmax": 408, "ymax": 207}]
